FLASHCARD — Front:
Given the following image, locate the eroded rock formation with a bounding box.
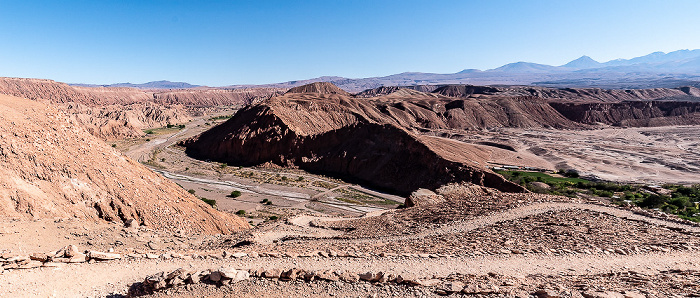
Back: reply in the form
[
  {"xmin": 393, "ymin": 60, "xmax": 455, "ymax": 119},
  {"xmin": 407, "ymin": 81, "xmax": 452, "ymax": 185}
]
[
  {"xmin": 0, "ymin": 93, "xmax": 249, "ymax": 234},
  {"xmin": 183, "ymin": 85, "xmax": 525, "ymax": 195}
]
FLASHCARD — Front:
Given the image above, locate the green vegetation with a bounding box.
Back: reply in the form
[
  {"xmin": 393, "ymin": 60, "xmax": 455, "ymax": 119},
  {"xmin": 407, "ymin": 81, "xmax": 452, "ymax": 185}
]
[
  {"xmin": 230, "ymin": 190, "xmax": 242, "ymax": 198},
  {"xmin": 269, "ymin": 216, "xmax": 278, "ymax": 220},
  {"xmin": 297, "ymin": 176, "xmax": 304, "ymax": 181},
  {"xmin": 209, "ymin": 115, "xmax": 233, "ymax": 121},
  {"xmin": 111, "ymin": 144, "xmax": 117, "ymax": 148},
  {"xmin": 187, "ymin": 189, "xmax": 196, "ymax": 194},
  {"xmin": 260, "ymin": 198, "xmax": 269, "ymax": 204},
  {"xmin": 236, "ymin": 209, "xmax": 246, "ymax": 216},
  {"xmin": 498, "ymin": 170, "xmax": 700, "ymax": 222},
  {"xmin": 200, "ymin": 197, "xmax": 217, "ymax": 208}
]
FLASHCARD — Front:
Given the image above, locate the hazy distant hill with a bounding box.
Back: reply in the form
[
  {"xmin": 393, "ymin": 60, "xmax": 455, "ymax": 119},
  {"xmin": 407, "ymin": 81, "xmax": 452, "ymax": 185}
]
[
  {"xmin": 71, "ymin": 80, "xmax": 200, "ymax": 89},
  {"xmin": 71, "ymin": 50, "xmax": 700, "ymax": 92},
  {"xmin": 227, "ymin": 49, "xmax": 700, "ymax": 92}
]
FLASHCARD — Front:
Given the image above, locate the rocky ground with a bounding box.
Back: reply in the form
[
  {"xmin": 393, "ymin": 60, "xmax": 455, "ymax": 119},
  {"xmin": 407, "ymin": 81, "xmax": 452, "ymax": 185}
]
[{"xmin": 3, "ymin": 182, "xmax": 700, "ymax": 297}]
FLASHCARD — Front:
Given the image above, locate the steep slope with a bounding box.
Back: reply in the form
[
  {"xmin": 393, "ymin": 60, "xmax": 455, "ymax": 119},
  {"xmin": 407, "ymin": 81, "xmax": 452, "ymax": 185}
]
[
  {"xmin": 0, "ymin": 93, "xmax": 249, "ymax": 234},
  {"xmin": 550, "ymin": 100, "xmax": 700, "ymax": 126},
  {"xmin": 183, "ymin": 89, "xmax": 525, "ymax": 195}
]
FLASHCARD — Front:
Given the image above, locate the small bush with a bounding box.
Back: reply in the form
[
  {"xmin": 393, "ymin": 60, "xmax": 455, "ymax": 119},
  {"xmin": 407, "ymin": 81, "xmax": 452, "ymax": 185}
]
[
  {"xmin": 111, "ymin": 144, "xmax": 117, "ymax": 148},
  {"xmin": 188, "ymin": 189, "xmax": 196, "ymax": 194},
  {"xmin": 236, "ymin": 210, "xmax": 246, "ymax": 216},
  {"xmin": 260, "ymin": 198, "xmax": 269, "ymax": 203},
  {"xmin": 265, "ymin": 201, "xmax": 272, "ymax": 205},
  {"xmin": 297, "ymin": 176, "xmax": 304, "ymax": 181},
  {"xmin": 200, "ymin": 197, "xmax": 216, "ymax": 207},
  {"xmin": 281, "ymin": 176, "xmax": 288, "ymax": 181},
  {"xmin": 230, "ymin": 190, "xmax": 242, "ymax": 198},
  {"xmin": 269, "ymin": 216, "xmax": 278, "ymax": 220}
]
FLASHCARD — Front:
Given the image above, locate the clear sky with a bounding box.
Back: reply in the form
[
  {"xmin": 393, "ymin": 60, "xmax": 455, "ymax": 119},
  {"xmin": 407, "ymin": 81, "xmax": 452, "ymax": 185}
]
[{"xmin": 1, "ymin": 0, "xmax": 699, "ymax": 86}]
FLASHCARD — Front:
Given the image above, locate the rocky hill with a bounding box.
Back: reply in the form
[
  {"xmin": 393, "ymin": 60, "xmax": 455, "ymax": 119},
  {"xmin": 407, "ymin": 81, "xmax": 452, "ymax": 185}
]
[
  {"xmin": 0, "ymin": 77, "xmax": 282, "ymax": 139},
  {"xmin": 0, "ymin": 93, "xmax": 249, "ymax": 234},
  {"xmin": 183, "ymin": 85, "xmax": 526, "ymax": 195},
  {"xmin": 286, "ymin": 82, "xmax": 351, "ymax": 96},
  {"xmin": 550, "ymin": 100, "xmax": 700, "ymax": 126}
]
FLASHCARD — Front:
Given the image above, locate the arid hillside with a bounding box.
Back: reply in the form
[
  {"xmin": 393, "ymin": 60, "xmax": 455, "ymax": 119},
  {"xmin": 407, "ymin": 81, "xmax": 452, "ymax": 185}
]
[
  {"xmin": 0, "ymin": 77, "xmax": 282, "ymax": 139},
  {"xmin": 0, "ymin": 93, "xmax": 249, "ymax": 234}
]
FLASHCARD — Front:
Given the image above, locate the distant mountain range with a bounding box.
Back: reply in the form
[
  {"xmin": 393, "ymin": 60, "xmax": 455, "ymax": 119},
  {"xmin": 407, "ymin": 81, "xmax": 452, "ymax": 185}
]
[
  {"xmin": 71, "ymin": 80, "xmax": 200, "ymax": 89},
  {"xmin": 72, "ymin": 50, "xmax": 700, "ymax": 92},
  {"xmin": 225, "ymin": 49, "xmax": 700, "ymax": 92}
]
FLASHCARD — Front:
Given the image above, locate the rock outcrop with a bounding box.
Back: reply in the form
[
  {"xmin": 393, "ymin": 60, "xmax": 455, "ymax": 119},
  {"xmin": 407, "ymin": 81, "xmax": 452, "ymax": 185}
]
[
  {"xmin": 0, "ymin": 93, "xmax": 249, "ymax": 234},
  {"xmin": 184, "ymin": 84, "xmax": 525, "ymax": 195},
  {"xmin": 550, "ymin": 101, "xmax": 700, "ymax": 126}
]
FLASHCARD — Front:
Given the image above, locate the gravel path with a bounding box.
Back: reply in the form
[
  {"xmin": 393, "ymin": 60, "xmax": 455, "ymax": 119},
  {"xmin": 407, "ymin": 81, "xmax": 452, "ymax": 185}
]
[{"xmin": 2, "ymin": 250, "xmax": 699, "ymax": 297}]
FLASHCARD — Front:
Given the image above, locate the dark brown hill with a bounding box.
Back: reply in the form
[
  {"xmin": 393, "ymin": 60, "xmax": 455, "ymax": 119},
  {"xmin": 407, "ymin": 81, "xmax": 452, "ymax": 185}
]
[
  {"xmin": 183, "ymin": 88, "xmax": 525, "ymax": 195},
  {"xmin": 286, "ymin": 82, "xmax": 351, "ymax": 96},
  {"xmin": 431, "ymin": 85, "xmax": 499, "ymax": 98}
]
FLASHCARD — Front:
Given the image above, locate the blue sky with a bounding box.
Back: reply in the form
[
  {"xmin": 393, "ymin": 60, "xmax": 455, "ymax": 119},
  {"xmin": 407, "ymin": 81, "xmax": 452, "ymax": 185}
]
[{"xmin": 1, "ymin": 0, "xmax": 699, "ymax": 86}]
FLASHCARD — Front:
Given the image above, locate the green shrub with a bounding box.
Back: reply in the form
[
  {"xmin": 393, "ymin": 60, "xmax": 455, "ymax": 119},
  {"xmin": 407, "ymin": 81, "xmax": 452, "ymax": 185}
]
[
  {"xmin": 297, "ymin": 176, "xmax": 304, "ymax": 181},
  {"xmin": 638, "ymin": 194, "xmax": 668, "ymax": 208},
  {"xmin": 188, "ymin": 189, "xmax": 196, "ymax": 194},
  {"xmin": 230, "ymin": 190, "xmax": 242, "ymax": 198},
  {"xmin": 236, "ymin": 210, "xmax": 246, "ymax": 216},
  {"xmin": 269, "ymin": 216, "xmax": 278, "ymax": 220},
  {"xmin": 200, "ymin": 197, "xmax": 216, "ymax": 207}
]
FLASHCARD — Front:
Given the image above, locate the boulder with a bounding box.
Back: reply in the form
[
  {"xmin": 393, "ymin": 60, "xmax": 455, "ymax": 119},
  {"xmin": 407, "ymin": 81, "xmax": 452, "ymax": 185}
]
[
  {"xmin": 281, "ymin": 268, "xmax": 304, "ymax": 281},
  {"xmin": 208, "ymin": 271, "xmax": 222, "ymax": 282},
  {"xmin": 88, "ymin": 251, "xmax": 121, "ymax": 261},
  {"xmin": 405, "ymin": 189, "xmax": 445, "ymax": 208},
  {"xmin": 64, "ymin": 245, "xmax": 82, "ymax": 258},
  {"xmin": 29, "ymin": 253, "xmax": 51, "ymax": 262},
  {"xmin": 262, "ymin": 269, "xmax": 281, "ymax": 279}
]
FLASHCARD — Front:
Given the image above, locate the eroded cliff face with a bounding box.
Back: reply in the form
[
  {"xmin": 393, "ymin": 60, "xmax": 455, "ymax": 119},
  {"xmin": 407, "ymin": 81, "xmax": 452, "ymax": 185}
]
[
  {"xmin": 550, "ymin": 101, "xmax": 700, "ymax": 126},
  {"xmin": 0, "ymin": 77, "xmax": 281, "ymax": 139},
  {"xmin": 0, "ymin": 94, "xmax": 249, "ymax": 234},
  {"xmin": 184, "ymin": 89, "xmax": 525, "ymax": 195}
]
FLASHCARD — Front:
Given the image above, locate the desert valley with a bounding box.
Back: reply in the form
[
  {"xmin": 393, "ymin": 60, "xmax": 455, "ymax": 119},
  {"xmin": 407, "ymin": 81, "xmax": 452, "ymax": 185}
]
[
  {"xmin": 1, "ymin": 66, "xmax": 700, "ymax": 297},
  {"xmin": 4, "ymin": 2, "xmax": 700, "ymax": 297}
]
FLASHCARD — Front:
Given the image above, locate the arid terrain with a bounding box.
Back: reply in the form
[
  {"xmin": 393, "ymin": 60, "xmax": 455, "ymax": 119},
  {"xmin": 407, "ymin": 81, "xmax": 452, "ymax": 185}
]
[{"xmin": 1, "ymin": 80, "xmax": 700, "ymax": 297}]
